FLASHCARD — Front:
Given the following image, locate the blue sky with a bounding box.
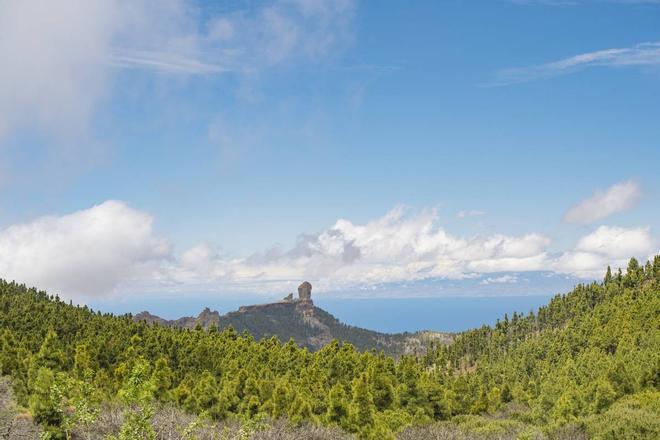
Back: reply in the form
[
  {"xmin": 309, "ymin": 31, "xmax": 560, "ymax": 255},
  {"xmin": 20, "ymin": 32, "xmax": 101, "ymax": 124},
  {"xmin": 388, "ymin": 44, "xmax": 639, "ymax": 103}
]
[{"xmin": 0, "ymin": 0, "xmax": 658, "ymax": 304}]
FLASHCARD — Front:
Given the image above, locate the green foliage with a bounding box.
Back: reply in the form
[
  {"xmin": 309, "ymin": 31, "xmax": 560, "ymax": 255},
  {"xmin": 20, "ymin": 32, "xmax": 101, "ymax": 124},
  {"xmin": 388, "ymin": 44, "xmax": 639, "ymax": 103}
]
[
  {"xmin": 112, "ymin": 359, "xmax": 156, "ymax": 440},
  {"xmin": 0, "ymin": 256, "xmax": 658, "ymax": 438},
  {"xmin": 28, "ymin": 367, "xmax": 61, "ymax": 438},
  {"xmin": 423, "ymin": 256, "xmax": 660, "ymax": 432},
  {"xmin": 326, "ymin": 383, "xmax": 348, "ymax": 427},
  {"xmin": 349, "ymin": 373, "xmax": 375, "ymax": 435},
  {"xmin": 584, "ymin": 390, "xmax": 660, "ymax": 440}
]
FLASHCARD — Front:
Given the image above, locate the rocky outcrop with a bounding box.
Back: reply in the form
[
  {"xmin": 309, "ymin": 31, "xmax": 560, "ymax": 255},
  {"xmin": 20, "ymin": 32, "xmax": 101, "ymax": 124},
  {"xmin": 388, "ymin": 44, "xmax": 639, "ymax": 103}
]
[
  {"xmin": 133, "ymin": 311, "xmax": 170, "ymax": 326},
  {"xmin": 298, "ymin": 281, "xmax": 312, "ymax": 300},
  {"xmin": 195, "ymin": 307, "xmax": 221, "ymax": 327},
  {"xmin": 132, "ymin": 281, "xmax": 454, "ymax": 356}
]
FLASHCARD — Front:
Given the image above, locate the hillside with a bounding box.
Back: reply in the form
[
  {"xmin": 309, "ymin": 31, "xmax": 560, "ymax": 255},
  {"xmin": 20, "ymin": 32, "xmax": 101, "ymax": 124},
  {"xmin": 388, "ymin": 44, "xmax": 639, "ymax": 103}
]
[
  {"xmin": 0, "ymin": 257, "xmax": 658, "ymax": 439},
  {"xmin": 418, "ymin": 257, "xmax": 660, "ymax": 437},
  {"xmin": 134, "ymin": 296, "xmax": 452, "ymax": 356}
]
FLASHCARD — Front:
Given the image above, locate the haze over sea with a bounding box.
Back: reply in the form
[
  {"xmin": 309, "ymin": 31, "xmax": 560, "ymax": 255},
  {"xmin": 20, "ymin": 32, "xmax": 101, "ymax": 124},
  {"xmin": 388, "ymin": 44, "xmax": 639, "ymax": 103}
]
[{"xmin": 314, "ymin": 296, "xmax": 554, "ymax": 333}]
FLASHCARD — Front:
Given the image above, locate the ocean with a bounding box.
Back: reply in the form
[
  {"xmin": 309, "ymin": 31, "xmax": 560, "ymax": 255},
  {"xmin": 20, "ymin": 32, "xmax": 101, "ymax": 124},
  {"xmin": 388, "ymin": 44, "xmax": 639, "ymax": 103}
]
[{"xmin": 315, "ymin": 296, "xmax": 554, "ymax": 333}]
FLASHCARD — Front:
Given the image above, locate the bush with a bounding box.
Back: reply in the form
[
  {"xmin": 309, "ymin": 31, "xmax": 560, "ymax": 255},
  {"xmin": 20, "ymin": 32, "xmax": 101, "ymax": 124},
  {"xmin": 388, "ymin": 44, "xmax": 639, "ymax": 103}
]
[
  {"xmin": 583, "ymin": 391, "xmax": 660, "ymax": 440},
  {"xmin": 396, "ymin": 415, "xmax": 546, "ymax": 440}
]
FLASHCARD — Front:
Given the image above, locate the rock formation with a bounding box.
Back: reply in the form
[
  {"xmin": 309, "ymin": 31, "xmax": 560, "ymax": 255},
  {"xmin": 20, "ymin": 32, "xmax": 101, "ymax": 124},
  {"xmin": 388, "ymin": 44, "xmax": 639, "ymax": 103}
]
[
  {"xmin": 298, "ymin": 281, "xmax": 312, "ymax": 300},
  {"xmin": 133, "ymin": 283, "xmax": 454, "ymax": 356}
]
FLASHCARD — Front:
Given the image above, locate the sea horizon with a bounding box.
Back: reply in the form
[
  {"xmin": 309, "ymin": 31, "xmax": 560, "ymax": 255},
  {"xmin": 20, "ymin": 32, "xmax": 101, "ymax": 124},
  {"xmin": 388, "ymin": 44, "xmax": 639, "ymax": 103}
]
[{"xmin": 90, "ymin": 294, "xmax": 556, "ymax": 334}]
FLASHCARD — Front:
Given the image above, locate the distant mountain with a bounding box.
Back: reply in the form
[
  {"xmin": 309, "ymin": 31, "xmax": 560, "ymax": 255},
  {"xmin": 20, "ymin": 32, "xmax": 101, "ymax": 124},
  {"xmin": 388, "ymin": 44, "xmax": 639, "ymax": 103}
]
[{"xmin": 134, "ymin": 295, "xmax": 453, "ymax": 356}]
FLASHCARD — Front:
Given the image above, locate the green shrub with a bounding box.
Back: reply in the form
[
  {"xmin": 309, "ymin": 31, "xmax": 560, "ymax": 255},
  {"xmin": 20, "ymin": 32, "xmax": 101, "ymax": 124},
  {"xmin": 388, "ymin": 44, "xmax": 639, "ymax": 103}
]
[{"xmin": 584, "ymin": 391, "xmax": 660, "ymax": 440}]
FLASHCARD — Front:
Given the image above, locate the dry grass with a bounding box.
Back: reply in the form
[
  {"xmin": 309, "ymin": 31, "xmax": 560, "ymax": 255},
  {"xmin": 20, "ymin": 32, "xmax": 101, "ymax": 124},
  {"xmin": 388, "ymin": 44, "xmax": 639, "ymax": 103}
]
[
  {"xmin": 0, "ymin": 377, "xmax": 41, "ymax": 440},
  {"xmin": 72, "ymin": 404, "xmax": 353, "ymax": 440}
]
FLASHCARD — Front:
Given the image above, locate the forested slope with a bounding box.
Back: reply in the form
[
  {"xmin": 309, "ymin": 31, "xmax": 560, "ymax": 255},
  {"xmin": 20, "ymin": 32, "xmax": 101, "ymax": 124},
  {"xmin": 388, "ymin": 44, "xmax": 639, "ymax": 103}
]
[
  {"xmin": 420, "ymin": 257, "xmax": 660, "ymax": 438},
  {"xmin": 0, "ymin": 257, "xmax": 658, "ymax": 439}
]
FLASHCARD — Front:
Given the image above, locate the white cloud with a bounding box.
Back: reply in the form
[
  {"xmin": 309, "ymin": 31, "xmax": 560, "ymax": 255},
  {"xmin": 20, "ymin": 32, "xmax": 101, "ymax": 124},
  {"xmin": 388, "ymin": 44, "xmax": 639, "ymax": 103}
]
[
  {"xmin": 479, "ymin": 274, "xmax": 519, "ymax": 285},
  {"xmin": 2, "ymin": 202, "xmax": 655, "ymax": 300},
  {"xmin": 575, "ymin": 225, "xmax": 654, "ymax": 258},
  {"xmin": 456, "ymin": 210, "xmax": 485, "ymax": 219},
  {"xmin": 563, "ymin": 180, "xmax": 641, "ymax": 224},
  {"xmin": 467, "ymin": 253, "xmax": 549, "ymax": 273},
  {"xmin": 553, "ymin": 225, "xmax": 656, "ymax": 278},
  {"xmin": 490, "ymin": 42, "xmax": 660, "ymax": 85},
  {"xmin": 0, "ymin": 0, "xmax": 114, "ymax": 139},
  {"xmin": 552, "ymin": 251, "xmax": 608, "ymax": 279},
  {"xmin": 0, "ymin": 201, "xmax": 169, "ymax": 300},
  {"xmin": 0, "ymin": 0, "xmax": 355, "ymax": 141},
  {"xmin": 165, "ymin": 206, "xmax": 553, "ymax": 293}
]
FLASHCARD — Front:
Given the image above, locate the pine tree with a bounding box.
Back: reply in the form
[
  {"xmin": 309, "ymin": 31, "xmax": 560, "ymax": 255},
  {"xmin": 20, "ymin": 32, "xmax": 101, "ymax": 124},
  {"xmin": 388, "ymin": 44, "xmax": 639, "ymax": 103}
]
[
  {"xmin": 73, "ymin": 343, "xmax": 93, "ymax": 379},
  {"xmin": 0, "ymin": 329, "xmax": 19, "ymax": 375},
  {"xmin": 34, "ymin": 329, "xmax": 66, "ymax": 371},
  {"xmin": 552, "ymin": 389, "xmax": 579, "ymax": 425},
  {"xmin": 270, "ymin": 379, "xmax": 291, "ymax": 419},
  {"xmin": 29, "ymin": 367, "xmax": 63, "ymax": 438},
  {"xmin": 194, "ymin": 370, "xmax": 219, "ymax": 412},
  {"xmin": 349, "ymin": 373, "xmax": 375, "ymax": 433},
  {"xmin": 326, "ymin": 383, "xmax": 348, "ymax": 426},
  {"xmin": 501, "ymin": 383, "xmax": 512, "ymax": 403},
  {"xmin": 289, "ymin": 393, "xmax": 313, "ymax": 426},
  {"xmin": 370, "ymin": 369, "xmax": 395, "ymax": 411},
  {"xmin": 150, "ymin": 357, "xmax": 173, "ymax": 401}
]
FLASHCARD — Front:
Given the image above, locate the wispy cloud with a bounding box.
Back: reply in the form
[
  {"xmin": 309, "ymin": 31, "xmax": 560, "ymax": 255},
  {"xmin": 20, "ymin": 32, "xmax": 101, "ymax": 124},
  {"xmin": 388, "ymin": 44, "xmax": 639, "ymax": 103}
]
[
  {"xmin": 457, "ymin": 210, "xmax": 485, "ymax": 219},
  {"xmin": 511, "ymin": 0, "xmax": 660, "ymax": 5},
  {"xmin": 563, "ymin": 180, "xmax": 641, "ymax": 224},
  {"xmin": 509, "ymin": 0, "xmax": 580, "ymax": 5},
  {"xmin": 0, "ymin": 0, "xmax": 355, "ymax": 141},
  {"xmin": 107, "ymin": 49, "xmax": 229, "ymax": 74},
  {"xmin": 489, "ymin": 42, "xmax": 660, "ymax": 85}
]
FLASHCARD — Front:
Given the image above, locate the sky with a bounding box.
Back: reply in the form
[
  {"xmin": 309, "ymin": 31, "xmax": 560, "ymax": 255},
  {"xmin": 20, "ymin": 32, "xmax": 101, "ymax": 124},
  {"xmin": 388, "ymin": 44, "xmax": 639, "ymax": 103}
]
[{"xmin": 0, "ymin": 0, "xmax": 659, "ymax": 306}]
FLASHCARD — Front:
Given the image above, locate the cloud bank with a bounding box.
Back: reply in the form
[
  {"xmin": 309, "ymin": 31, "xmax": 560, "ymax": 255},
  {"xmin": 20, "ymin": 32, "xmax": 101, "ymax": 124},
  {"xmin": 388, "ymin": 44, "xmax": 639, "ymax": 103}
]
[
  {"xmin": 553, "ymin": 225, "xmax": 655, "ymax": 278},
  {"xmin": 168, "ymin": 206, "xmax": 552, "ymax": 293},
  {"xmin": 0, "ymin": 202, "xmax": 655, "ymax": 300},
  {"xmin": 563, "ymin": 180, "xmax": 641, "ymax": 224},
  {"xmin": 0, "ymin": 201, "xmax": 169, "ymax": 301}
]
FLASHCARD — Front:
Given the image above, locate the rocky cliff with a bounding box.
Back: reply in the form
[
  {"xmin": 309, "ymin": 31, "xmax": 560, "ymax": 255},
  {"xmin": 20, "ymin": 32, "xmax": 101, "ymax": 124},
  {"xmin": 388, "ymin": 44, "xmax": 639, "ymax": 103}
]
[{"xmin": 133, "ymin": 283, "xmax": 452, "ymax": 356}]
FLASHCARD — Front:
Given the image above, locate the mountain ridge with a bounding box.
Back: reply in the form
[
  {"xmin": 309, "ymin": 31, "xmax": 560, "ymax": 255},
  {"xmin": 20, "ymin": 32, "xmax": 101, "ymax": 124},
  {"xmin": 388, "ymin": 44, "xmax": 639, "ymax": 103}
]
[{"xmin": 133, "ymin": 297, "xmax": 453, "ymax": 356}]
